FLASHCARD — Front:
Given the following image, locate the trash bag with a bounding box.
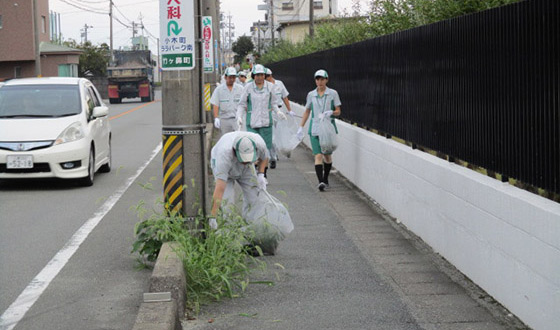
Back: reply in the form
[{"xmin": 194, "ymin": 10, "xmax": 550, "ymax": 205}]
[
  {"xmin": 317, "ymin": 118, "xmax": 338, "ymax": 154},
  {"xmin": 273, "ymin": 115, "xmax": 300, "ymax": 156},
  {"xmin": 244, "ymin": 190, "xmax": 294, "ymax": 254}
]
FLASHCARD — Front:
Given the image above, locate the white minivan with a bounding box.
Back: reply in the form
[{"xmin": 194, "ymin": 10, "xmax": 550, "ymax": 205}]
[{"xmin": 0, "ymin": 77, "xmax": 111, "ymax": 186}]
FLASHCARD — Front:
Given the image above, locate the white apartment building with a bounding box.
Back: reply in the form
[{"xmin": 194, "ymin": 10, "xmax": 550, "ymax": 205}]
[{"xmin": 252, "ymin": 0, "xmax": 339, "ymax": 49}]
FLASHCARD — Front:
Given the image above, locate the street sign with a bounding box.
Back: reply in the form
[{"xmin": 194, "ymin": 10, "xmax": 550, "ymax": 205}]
[
  {"xmin": 202, "ymin": 16, "xmax": 214, "ymax": 72},
  {"xmin": 160, "ymin": 0, "xmax": 195, "ymax": 70}
]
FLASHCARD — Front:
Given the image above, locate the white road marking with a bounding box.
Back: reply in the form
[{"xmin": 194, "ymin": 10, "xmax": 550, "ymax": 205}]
[{"xmin": 0, "ymin": 143, "xmax": 162, "ymax": 330}]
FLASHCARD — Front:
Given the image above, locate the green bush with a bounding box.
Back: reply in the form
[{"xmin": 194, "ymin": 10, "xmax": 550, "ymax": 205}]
[
  {"xmin": 261, "ymin": 0, "xmax": 520, "ymax": 64},
  {"xmin": 132, "ymin": 203, "xmax": 265, "ymax": 313}
]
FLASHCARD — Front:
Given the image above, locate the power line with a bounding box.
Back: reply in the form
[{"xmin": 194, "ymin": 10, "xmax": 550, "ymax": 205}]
[{"xmin": 59, "ymin": 0, "xmax": 107, "ymax": 14}]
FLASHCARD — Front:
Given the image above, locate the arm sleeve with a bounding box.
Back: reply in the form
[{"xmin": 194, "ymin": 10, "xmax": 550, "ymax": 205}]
[
  {"xmin": 236, "ymin": 86, "xmax": 249, "ymax": 118},
  {"xmin": 333, "ymin": 90, "xmax": 342, "ymax": 107},
  {"xmin": 305, "ymin": 92, "xmax": 312, "ymax": 110},
  {"xmin": 210, "ymin": 87, "xmax": 220, "ymax": 106},
  {"xmin": 269, "ymin": 86, "xmax": 281, "ymax": 113}
]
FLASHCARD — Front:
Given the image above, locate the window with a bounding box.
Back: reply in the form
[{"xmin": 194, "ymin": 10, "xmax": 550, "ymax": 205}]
[
  {"xmin": 58, "ymin": 64, "xmax": 78, "ymax": 77},
  {"xmin": 41, "ymin": 16, "xmax": 46, "ymax": 34},
  {"xmin": 0, "ymin": 15, "xmax": 3, "ymax": 29},
  {"xmin": 14, "ymin": 67, "xmax": 22, "ymax": 78},
  {"xmin": 314, "ymin": 0, "xmax": 323, "ymax": 9},
  {"xmin": 282, "ymin": 2, "xmax": 294, "ymax": 10}
]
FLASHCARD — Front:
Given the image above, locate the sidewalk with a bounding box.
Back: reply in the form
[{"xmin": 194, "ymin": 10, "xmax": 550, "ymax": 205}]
[{"xmin": 183, "ymin": 143, "xmax": 525, "ymax": 330}]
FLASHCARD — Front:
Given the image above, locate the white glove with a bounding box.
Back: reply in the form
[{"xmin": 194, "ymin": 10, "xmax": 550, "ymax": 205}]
[
  {"xmin": 277, "ymin": 111, "xmax": 287, "ymax": 120},
  {"xmin": 208, "ymin": 217, "xmax": 218, "ymax": 230},
  {"xmin": 236, "ymin": 116, "xmax": 243, "ymax": 128},
  {"xmin": 288, "ymin": 111, "xmax": 296, "ymax": 118},
  {"xmin": 320, "ymin": 110, "xmax": 333, "ymax": 120},
  {"xmin": 214, "ymin": 118, "xmax": 221, "ymax": 129},
  {"xmin": 257, "ymin": 173, "xmax": 267, "ymax": 191},
  {"xmin": 296, "ymin": 126, "xmax": 304, "ymax": 141}
]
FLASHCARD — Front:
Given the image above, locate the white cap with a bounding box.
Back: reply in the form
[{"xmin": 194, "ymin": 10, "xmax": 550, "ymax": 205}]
[
  {"xmin": 265, "ymin": 68, "xmax": 272, "ymax": 75},
  {"xmin": 224, "ymin": 67, "xmax": 237, "ymax": 76},
  {"xmin": 234, "ymin": 135, "xmax": 257, "ymax": 163},
  {"xmin": 238, "ymin": 71, "xmax": 247, "ymax": 77},
  {"xmin": 252, "ymin": 64, "xmax": 266, "ymax": 75},
  {"xmin": 314, "ymin": 69, "xmax": 328, "ymax": 78}
]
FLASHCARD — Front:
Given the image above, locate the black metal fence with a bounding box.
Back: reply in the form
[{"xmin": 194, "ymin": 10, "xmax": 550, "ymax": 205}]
[{"xmin": 269, "ymin": 0, "xmax": 559, "ymax": 196}]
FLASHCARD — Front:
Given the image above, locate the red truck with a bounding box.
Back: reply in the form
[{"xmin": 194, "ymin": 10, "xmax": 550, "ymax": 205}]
[{"xmin": 107, "ymin": 50, "xmax": 155, "ymax": 104}]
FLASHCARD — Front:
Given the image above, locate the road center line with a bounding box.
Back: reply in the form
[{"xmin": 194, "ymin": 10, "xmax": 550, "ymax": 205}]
[
  {"xmin": 0, "ymin": 142, "xmax": 163, "ymax": 330},
  {"xmin": 109, "ymin": 100, "xmax": 156, "ymax": 121}
]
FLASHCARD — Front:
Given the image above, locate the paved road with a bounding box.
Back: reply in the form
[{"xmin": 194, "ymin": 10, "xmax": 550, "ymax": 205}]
[{"xmin": 0, "ymin": 93, "xmax": 164, "ymax": 330}]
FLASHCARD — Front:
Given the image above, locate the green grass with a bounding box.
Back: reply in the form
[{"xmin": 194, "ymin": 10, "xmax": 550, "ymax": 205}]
[{"xmin": 131, "ymin": 201, "xmax": 267, "ymax": 314}]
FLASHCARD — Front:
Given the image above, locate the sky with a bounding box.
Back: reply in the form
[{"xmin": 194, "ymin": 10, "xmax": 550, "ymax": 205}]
[{"xmin": 48, "ymin": 0, "xmax": 360, "ymax": 52}]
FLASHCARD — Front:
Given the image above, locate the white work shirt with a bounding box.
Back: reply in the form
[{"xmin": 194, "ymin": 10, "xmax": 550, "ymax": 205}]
[
  {"xmin": 210, "ymin": 83, "xmax": 244, "ymax": 119},
  {"xmin": 305, "ymin": 87, "xmax": 342, "ymax": 135},
  {"xmin": 305, "ymin": 87, "xmax": 341, "ymax": 115},
  {"xmin": 272, "ymin": 80, "xmax": 289, "ymax": 107},
  {"xmin": 210, "ymin": 131, "xmax": 269, "ymax": 181},
  {"xmin": 237, "ymin": 81, "xmax": 280, "ymax": 128}
]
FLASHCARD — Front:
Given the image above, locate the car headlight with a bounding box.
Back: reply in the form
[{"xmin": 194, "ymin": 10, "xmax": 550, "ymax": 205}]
[{"xmin": 54, "ymin": 122, "xmax": 85, "ymax": 145}]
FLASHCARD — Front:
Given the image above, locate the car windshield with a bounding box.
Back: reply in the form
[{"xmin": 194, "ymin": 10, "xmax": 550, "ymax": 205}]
[{"xmin": 0, "ymin": 84, "xmax": 81, "ymax": 118}]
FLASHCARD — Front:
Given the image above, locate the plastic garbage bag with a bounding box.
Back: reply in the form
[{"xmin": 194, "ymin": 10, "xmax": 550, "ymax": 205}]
[
  {"xmin": 317, "ymin": 118, "xmax": 338, "ymax": 154},
  {"xmin": 273, "ymin": 115, "xmax": 300, "ymax": 156},
  {"xmin": 244, "ymin": 190, "xmax": 294, "ymax": 254}
]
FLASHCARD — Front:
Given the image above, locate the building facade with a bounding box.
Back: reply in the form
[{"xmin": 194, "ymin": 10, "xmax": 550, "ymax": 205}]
[
  {"xmin": 251, "ymin": 0, "xmax": 339, "ymax": 50},
  {"xmin": 0, "ymin": 0, "xmax": 81, "ymax": 81}
]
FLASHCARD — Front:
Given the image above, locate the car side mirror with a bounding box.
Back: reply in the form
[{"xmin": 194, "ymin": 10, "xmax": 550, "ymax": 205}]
[{"xmin": 92, "ymin": 105, "xmax": 109, "ymax": 118}]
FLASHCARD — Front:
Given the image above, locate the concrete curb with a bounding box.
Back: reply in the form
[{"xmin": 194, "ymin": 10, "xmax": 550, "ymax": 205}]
[{"xmin": 132, "ymin": 242, "xmax": 186, "ymax": 330}]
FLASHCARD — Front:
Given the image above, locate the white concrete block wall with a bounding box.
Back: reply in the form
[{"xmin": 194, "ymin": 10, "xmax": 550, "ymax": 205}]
[{"xmin": 292, "ymin": 103, "xmax": 560, "ymax": 330}]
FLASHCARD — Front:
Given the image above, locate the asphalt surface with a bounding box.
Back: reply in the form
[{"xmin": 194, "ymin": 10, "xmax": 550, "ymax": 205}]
[
  {"xmin": 0, "ymin": 95, "xmax": 163, "ymax": 330},
  {"xmin": 182, "ymin": 137, "xmax": 522, "ymax": 330}
]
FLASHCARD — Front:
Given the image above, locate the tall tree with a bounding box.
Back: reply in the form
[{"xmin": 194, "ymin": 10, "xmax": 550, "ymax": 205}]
[{"xmin": 232, "ymin": 36, "xmax": 254, "ymax": 65}]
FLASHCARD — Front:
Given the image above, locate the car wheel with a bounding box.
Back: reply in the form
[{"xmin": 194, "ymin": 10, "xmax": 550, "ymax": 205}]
[
  {"xmin": 79, "ymin": 148, "xmax": 95, "ymax": 187},
  {"xmin": 99, "ymin": 138, "xmax": 111, "ymax": 173}
]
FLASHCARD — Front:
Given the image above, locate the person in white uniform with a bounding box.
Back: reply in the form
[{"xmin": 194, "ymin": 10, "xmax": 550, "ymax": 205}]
[
  {"xmin": 209, "ymin": 131, "xmax": 269, "ymax": 229},
  {"xmin": 265, "ymin": 68, "xmax": 295, "ymax": 167},
  {"xmin": 296, "ymin": 69, "xmax": 342, "ymax": 191},
  {"xmin": 211, "ymin": 67, "xmax": 244, "ymax": 137},
  {"xmin": 237, "ymin": 71, "xmax": 248, "ymax": 87},
  {"xmin": 236, "ymin": 64, "xmax": 286, "ymax": 178}
]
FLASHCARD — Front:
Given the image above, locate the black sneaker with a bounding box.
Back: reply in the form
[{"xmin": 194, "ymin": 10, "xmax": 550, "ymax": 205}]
[
  {"xmin": 318, "ymin": 182, "xmax": 326, "ymax": 191},
  {"xmin": 270, "ymin": 160, "xmax": 276, "ymax": 169}
]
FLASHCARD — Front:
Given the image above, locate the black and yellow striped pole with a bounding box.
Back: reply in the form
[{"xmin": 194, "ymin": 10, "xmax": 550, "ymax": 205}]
[{"xmin": 162, "ymin": 132, "xmax": 184, "ymax": 215}]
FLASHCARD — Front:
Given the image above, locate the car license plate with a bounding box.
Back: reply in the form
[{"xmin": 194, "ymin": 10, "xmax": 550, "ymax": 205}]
[{"xmin": 7, "ymin": 155, "xmax": 33, "ymax": 169}]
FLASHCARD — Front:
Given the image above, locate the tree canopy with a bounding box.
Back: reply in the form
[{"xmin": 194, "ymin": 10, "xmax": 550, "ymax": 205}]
[
  {"xmin": 261, "ymin": 0, "xmax": 520, "ymax": 64},
  {"xmin": 64, "ymin": 40, "xmax": 110, "ymax": 77},
  {"xmin": 232, "ymin": 36, "xmax": 254, "ymax": 64}
]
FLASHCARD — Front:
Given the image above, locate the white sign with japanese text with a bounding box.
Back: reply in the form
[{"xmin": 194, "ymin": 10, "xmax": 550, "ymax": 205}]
[
  {"xmin": 202, "ymin": 16, "xmax": 214, "ymax": 72},
  {"xmin": 160, "ymin": 0, "xmax": 195, "ymax": 70}
]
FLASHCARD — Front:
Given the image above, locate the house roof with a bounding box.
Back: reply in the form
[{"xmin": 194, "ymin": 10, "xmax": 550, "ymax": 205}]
[{"xmin": 40, "ymin": 42, "xmax": 83, "ymax": 55}]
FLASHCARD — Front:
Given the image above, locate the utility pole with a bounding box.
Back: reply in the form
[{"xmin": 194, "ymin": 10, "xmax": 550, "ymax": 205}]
[
  {"xmin": 109, "ymin": 0, "xmax": 113, "ymax": 60},
  {"xmin": 270, "ymin": 0, "xmax": 275, "ymax": 46},
  {"xmin": 257, "ymin": 20, "xmax": 261, "ymax": 53},
  {"xmin": 32, "ymin": 0, "xmax": 41, "ymax": 76},
  {"xmin": 161, "ymin": 0, "xmax": 208, "ymax": 218},
  {"xmin": 81, "ymin": 24, "xmax": 93, "ymax": 43},
  {"xmin": 309, "ymin": 0, "xmax": 314, "ymax": 38}
]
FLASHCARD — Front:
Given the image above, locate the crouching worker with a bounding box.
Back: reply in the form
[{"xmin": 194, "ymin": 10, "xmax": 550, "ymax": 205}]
[
  {"xmin": 209, "ymin": 131, "xmax": 269, "ymax": 230},
  {"xmin": 209, "ymin": 131, "xmax": 294, "ymax": 255}
]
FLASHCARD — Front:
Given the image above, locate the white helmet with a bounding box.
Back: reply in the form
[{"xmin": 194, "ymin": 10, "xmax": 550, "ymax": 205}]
[
  {"xmin": 224, "ymin": 67, "xmax": 238, "ymax": 77},
  {"xmin": 252, "ymin": 64, "xmax": 266, "ymax": 75},
  {"xmin": 314, "ymin": 69, "xmax": 328, "ymax": 79},
  {"xmin": 265, "ymin": 68, "xmax": 272, "ymax": 75}
]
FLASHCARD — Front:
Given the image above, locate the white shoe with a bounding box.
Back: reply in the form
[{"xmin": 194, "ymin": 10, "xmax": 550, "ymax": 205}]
[{"xmin": 317, "ymin": 182, "xmax": 326, "ymax": 191}]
